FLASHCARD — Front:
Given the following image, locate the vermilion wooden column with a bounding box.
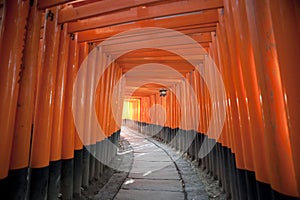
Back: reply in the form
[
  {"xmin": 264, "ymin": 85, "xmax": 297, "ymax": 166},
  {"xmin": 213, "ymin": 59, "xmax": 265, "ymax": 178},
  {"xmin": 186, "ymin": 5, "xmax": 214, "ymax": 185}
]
[
  {"xmin": 219, "ymin": 6, "xmax": 244, "ymax": 170},
  {"xmin": 78, "ymin": 41, "xmax": 91, "ymax": 188},
  {"xmin": 116, "ymin": 67, "xmax": 124, "ymax": 129},
  {"xmin": 75, "ymin": 42, "xmax": 88, "ymax": 147},
  {"xmin": 85, "ymin": 42, "xmax": 97, "ymax": 181},
  {"xmin": 30, "ymin": 6, "xmax": 60, "ymax": 168},
  {"xmin": 50, "ymin": 23, "xmax": 69, "ymax": 164},
  {"xmin": 94, "ymin": 47, "xmax": 104, "ymax": 180},
  {"xmin": 61, "ymin": 31, "xmax": 77, "ymax": 161},
  {"xmin": 216, "ymin": 9, "xmax": 243, "ymax": 199},
  {"xmin": 47, "ymin": 21, "xmax": 70, "ymax": 200},
  {"xmin": 108, "ymin": 63, "xmax": 117, "ymax": 136},
  {"xmin": 10, "ymin": 0, "xmax": 41, "ymax": 172},
  {"xmin": 268, "ymin": 0, "xmax": 300, "ymax": 195},
  {"xmin": 97, "ymin": 50, "xmax": 107, "ymax": 141},
  {"xmin": 4, "ymin": 1, "xmax": 39, "ymax": 199},
  {"xmin": 231, "ymin": 0, "xmax": 271, "ymax": 197},
  {"xmin": 101, "ymin": 56, "xmax": 112, "ymax": 173},
  {"xmin": 0, "ymin": 0, "xmax": 29, "ymax": 180},
  {"xmin": 72, "ymin": 41, "xmax": 84, "ymax": 198},
  {"xmin": 29, "ymin": 6, "xmax": 61, "ymax": 200},
  {"xmin": 224, "ymin": 0, "xmax": 255, "ymax": 174},
  {"xmin": 59, "ymin": 27, "xmax": 77, "ymax": 200},
  {"xmin": 245, "ymin": 0, "xmax": 298, "ymax": 197},
  {"xmin": 102, "ymin": 59, "xmax": 112, "ymax": 138}
]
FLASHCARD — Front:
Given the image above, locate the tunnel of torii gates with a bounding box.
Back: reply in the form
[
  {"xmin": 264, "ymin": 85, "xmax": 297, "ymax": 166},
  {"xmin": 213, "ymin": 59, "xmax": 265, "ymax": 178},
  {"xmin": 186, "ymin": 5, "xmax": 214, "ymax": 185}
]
[{"xmin": 0, "ymin": 0, "xmax": 299, "ymax": 199}]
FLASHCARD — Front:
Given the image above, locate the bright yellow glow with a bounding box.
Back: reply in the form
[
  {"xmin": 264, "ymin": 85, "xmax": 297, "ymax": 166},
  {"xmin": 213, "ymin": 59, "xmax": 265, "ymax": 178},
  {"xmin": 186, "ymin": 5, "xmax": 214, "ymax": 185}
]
[{"xmin": 122, "ymin": 98, "xmax": 140, "ymax": 121}]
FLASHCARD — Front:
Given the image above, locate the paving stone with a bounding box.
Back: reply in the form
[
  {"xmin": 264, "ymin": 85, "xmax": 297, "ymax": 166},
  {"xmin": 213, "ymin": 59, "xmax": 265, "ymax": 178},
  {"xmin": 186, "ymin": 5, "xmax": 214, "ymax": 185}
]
[
  {"xmin": 128, "ymin": 165, "xmax": 180, "ymax": 180},
  {"xmin": 115, "ymin": 189, "xmax": 185, "ymax": 200},
  {"xmin": 121, "ymin": 178, "xmax": 183, "ymax": 192}
]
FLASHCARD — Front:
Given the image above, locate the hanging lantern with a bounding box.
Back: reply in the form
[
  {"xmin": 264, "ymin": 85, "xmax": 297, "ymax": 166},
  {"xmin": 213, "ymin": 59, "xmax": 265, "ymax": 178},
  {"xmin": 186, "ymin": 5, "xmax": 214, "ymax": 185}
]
[{"xmin": 159, "ymin": 88, "xmax": 167, "ymax": 97}]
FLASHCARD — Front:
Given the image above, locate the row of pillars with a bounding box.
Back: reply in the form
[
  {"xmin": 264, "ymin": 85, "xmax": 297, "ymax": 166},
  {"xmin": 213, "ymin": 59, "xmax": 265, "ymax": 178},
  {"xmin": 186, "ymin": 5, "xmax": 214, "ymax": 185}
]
[
  {"xmin": 0, "ymin": 1, "xmax": 123, "ymax": 199},
  {"xmin": 128, "ymin": 0, "xmax": 300, "ymax": 198}
]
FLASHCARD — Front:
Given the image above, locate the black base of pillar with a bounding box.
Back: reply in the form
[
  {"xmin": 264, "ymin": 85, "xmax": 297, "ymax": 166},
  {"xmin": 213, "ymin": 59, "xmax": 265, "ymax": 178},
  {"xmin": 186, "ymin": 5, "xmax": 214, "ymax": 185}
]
[
  {"xmin": 6, "ymin": 167, "xmax": 28, "ymax": 199},
  {"xmin": 61, "ymin": 158, "xmax": 74, "ymax": 200},
  {"xmin": 82, "ymin": 146, "xmax": 90, "ymax": 188},
  {"xmin": 272, "ymin": 190, "xmax": 300, "ymax": 200},
  {"xmin": 73, "ymin": 149, "xmax": 83, "ymax": 198},
  {"xmin": 48, "ymin": 160, "xmax": 62, "ymax": 200},
  {"xmin": 89, "ymin": 144, "xmax": 96, "ymax": 182},
  {"xmin": 245, "ymin": 170, "xmax": 258, "ymax": 200},
  {"xmin": 236, "ymin": 168, "xmax": 247, "ymax": 200},
  {"xmin": 256, "ymin": 181, "xmax": 273, "ymax": 200},
  {"xmin": 0, "ymin": 176, "xmax": 8, "ymax": 199},
  {"xmin": 29, "ymin": 166, "xmax": 49, "ymax": 200}
]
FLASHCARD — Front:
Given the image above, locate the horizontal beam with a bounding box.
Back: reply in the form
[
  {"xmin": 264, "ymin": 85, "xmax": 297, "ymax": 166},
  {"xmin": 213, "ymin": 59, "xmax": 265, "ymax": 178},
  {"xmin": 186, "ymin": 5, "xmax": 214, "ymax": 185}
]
[
  {"xmin": 118, "ymin": 49, "xmax": 196, "ymax": 58},
  {"xmin": 118, "ymin": 55, "xmax": 205, "ymax": 62},
  {"xmin": 59, "ymin": 0, "xmax": 163, "ymax": 23},
  {"xmin": 38, "ymin": 0, "xmax": 74, "ymax": 9},
  {"xmin": 79, "ymin": 26, "xmax": 216, "ymax": 43},
  {"xmin": 111, "ymin": 47, "xmax": 208, "ymax": 58},
  {"xmin": 121, "ymin": 62, "xmax": 195, "ymax": 72},
  {"xmin": 78, "ymin": 19, "xmax": 216, "ymax": 42},
  {"xmin": 88, "ymin": 31, "xmax": 212, "ymax": 51},
  {"xmin": 122, "ymin": 69, "xmax": 193, "ymax": 74},
  {"xmin": 119, "ymin": 60, "xmax": 194, "ymax": 65},
  {"xmin": 104, "ymin": 41, "xmax": 210, "ymax": 56},
  {"xmin": 68, "ymin": 3, "xmax": 220, "ymax": 32}
]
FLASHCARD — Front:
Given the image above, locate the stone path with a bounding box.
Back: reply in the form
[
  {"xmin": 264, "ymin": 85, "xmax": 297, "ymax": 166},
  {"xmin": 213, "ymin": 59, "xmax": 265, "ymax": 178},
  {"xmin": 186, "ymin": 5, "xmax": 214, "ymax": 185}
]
[{"xmin": 114, "ymin": 127, "xmax": 209, "ymax": 200}]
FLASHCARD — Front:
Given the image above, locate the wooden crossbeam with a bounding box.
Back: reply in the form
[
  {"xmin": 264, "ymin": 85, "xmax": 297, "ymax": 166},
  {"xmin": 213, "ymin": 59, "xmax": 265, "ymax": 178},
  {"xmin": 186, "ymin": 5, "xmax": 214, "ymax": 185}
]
[
  {"xmin": 59, "ymin": 0, "xmax": 163, "ymax": 23},
  {"xmin": 68, "ymin": 2, "xmax": 220, "ymax": 32},
  {"xmin": 78, "ymin": 19, "xmax": 216, "ymax": 42},
  {"xmin": 38, "ymin": 0, "xmax": 74, "ymax": 9},
  {"xmin": 86, "ymin": 31, "xmax": 212, "ymax": 50},
  {"xmin": 118, "ymin": 55, "xmax": 205, "ymax": 61},
  {"xmin": 102, "ymin": 42, "xmax": 210, "ymax": 55},
  {"xmin": 121, "ymin": 62, "xmax": 195, "ymax": 73},
  {"xmin": 109, "ymin": 48, "xmax": 208, "ymax": 58}
]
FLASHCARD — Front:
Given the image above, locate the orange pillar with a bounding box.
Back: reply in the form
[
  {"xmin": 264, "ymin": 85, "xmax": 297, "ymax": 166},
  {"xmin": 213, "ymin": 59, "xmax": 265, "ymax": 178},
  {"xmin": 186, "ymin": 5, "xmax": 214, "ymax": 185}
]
[
  {"xmin": 0, "ymin": 0, "xmax": 29, "ymax": 179},
  {"xmin": 217, "ymin": 7, "xmax": 245, "ymax": 169},
  {"xmin": 224, "ymin": 0, "xmax": 255, "ymax": 172},
  {"xmin": 50, "ymin": 23, "xmax": 69, "ymax": 163},
  {"xmin": 75, "ymin": 42, "xmax": 88, "ymax": 147},
  {"xmin": 97, "ymin": 50, "xmax": 107, "ymax": 142},
  {"xmin": 29, "ymin": 6, "xmax": 61, "ymax": 200},
  {"xmin": 78, "ymin": 41, "xmax": 91, "ymax": 188},
  {"xmin": 268, "ymin": 0, "xmax": 300, "ymax": 194},
  {"xmin": 216, "ymin": 9, "xmax": 243, "ymax": 199},
  {"xmin": 231, "ymin": 0, "xmax": 270, "ymax": 186},
  {"xmin": 10, "ymin": 1, "xmax": 41, "ymax": 171},
  {"xmin": 60, "ymin": 31, "xmax": 78, "ymax": 200},
  {"xmin": 62, "ymin": 32, "xmax": 78, "ymax": 160},
  {"xmin": 30, "ymin": 6, "xmax": 60, "ymax": 169},
  {"xmin": 73, "ymin": 41, "xmax": 87, "ymax": 196},
  {"xmin": 245, "ymin": 0, "xmax": 298, "ymax": 196},
  {"xmin": 103, "ymin": 60, "xmax": 112, "ymax": 137}
]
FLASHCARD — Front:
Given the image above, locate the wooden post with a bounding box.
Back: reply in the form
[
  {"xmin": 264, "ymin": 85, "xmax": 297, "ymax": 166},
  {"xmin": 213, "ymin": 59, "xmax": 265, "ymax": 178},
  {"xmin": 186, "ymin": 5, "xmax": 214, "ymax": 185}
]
[
  {"xmin": 245, "ymin": 0, "xmax": 298, "ymax": 197},
  {"xmin": 0, "ymin": 0, "xmax": 29, "ymax": 180},
  {"xmin": 7, "ymin": 1, "xmax": 41, "ymax": 198},
  {"xmin": 29, "ymin": 6, "xmax": 61, "ymax": 200},
  {"xmin": 268, "ymin": 0, "xmax": 300, "ymax": 195}
]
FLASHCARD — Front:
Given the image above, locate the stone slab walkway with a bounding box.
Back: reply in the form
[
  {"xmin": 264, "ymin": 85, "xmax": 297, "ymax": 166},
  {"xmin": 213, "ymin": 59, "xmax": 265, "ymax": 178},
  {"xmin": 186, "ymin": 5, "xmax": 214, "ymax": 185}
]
[{"xmin": 114, "ymin": 127, "xmax": 209, "ymax": 200}]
